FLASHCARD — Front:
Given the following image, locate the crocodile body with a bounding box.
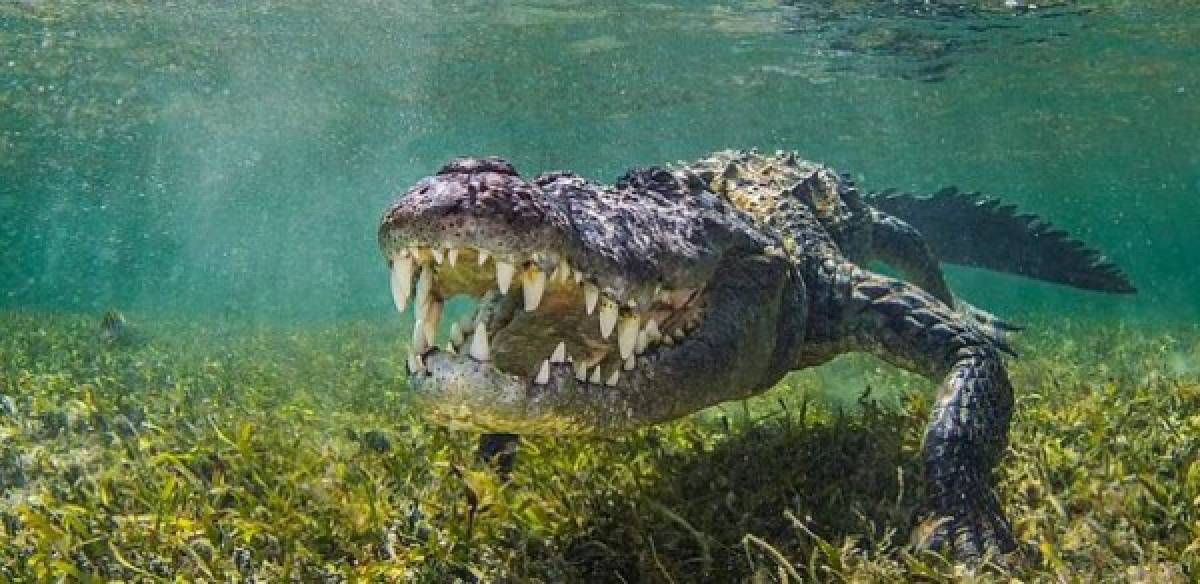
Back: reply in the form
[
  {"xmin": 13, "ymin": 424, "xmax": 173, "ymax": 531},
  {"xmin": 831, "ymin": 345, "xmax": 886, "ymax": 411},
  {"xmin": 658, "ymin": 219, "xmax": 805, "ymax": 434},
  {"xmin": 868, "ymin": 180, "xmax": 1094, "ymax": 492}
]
[{"xmin": 377, "ymin": 150, "xmax": 1133, "ymax": 562}]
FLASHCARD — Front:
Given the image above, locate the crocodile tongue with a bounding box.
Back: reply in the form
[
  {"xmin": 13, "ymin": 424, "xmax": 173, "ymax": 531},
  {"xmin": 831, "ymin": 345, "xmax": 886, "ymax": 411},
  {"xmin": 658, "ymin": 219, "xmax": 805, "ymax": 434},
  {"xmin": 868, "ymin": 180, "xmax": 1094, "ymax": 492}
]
[{"xmin": 491, "ymin": 291, "xmax": 610, "ymax": 378}]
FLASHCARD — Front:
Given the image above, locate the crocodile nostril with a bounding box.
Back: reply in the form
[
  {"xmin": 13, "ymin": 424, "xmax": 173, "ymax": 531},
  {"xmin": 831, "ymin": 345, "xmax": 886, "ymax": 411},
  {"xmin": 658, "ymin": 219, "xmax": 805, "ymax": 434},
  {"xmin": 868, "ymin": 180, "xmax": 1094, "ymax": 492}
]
[{"xmin": 437, "ymin": 156, "xmax": 519, "ymax": 177}]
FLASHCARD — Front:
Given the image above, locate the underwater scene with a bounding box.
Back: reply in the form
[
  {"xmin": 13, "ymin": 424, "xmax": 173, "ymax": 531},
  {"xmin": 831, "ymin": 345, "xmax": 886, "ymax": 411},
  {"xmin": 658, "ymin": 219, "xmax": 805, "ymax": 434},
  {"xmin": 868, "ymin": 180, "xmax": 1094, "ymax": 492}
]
[{"xmin": 2, "ymin": 0, "xmax": 1198, "ymax": 581}]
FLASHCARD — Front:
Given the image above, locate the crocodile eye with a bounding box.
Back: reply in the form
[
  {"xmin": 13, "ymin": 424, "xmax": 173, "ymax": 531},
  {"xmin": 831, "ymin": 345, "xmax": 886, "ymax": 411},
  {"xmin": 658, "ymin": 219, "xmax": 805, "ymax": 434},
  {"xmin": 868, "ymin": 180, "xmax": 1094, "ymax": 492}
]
[
  {"xmin": 678, "ymin": 170, "xmax": 709, "ymax": 191},
  {"xmin": 614, "ymin": 166, "xmax": 687, "ymax": 198}
]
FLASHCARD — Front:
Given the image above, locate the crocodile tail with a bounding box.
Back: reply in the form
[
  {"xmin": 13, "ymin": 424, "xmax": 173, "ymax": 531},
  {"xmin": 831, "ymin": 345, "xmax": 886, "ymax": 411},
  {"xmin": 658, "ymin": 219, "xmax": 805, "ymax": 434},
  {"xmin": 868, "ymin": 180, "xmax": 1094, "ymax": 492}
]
[{"xmin": 866, "ymin": 188, "xmax": 1136, "ymax": 294}]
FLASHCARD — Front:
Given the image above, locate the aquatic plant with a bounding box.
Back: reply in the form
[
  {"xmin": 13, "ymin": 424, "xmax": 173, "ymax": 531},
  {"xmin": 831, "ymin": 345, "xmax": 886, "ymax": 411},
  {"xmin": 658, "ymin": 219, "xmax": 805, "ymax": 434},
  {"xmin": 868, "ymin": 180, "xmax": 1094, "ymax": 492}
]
[{"xmin": 0, "ymin": 310, "xmax": 1195, "ymax": 581}]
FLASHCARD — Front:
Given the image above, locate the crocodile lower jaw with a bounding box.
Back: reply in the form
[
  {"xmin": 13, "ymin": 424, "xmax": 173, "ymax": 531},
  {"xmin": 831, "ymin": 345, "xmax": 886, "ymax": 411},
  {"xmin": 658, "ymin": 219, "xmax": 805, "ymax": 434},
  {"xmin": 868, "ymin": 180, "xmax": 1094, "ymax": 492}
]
[{"xmin": 386, "ymin": 244, "xmax": 706, "ymax": 390}]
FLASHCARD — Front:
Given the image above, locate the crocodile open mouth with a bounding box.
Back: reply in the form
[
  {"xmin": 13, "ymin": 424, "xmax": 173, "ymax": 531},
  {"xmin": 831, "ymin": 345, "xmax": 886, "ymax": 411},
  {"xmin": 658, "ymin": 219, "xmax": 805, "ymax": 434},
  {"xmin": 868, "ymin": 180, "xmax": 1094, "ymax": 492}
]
[{"xmin": 387, "ymin": 243, "xmax": 706, "ymax": 392}]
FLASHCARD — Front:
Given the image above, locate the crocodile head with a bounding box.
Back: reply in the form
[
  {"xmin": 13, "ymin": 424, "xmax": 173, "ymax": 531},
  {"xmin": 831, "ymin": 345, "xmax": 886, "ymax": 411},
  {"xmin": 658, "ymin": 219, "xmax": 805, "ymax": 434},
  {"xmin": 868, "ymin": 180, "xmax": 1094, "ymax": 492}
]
[{"xmin": 379, "ymin": 157, "xmax": 805, "ymax": 435}]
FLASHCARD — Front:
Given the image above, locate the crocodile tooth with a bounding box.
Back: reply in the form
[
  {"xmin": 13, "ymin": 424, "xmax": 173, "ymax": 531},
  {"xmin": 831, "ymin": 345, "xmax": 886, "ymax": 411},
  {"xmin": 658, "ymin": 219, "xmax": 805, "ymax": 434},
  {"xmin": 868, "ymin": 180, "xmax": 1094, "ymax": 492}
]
[
  {"xmin": 430, "ymin": 248, "xmax": 444, "ymax": 264},
  {"xmin": 635, "ymin": 330, "xmax": 649, "ymax": 354},
  {"xmin": 469, "ymin": 321, "xmax": 490, "ymax": 361},
  {"xmin": 574, "ymin": 270, "xmax": 583, "ymax": 284},
  {"xmin": 522, "ymin": 267, "xmax": 547, "ymax": 311},
  {"xmin": 551, "ymin": 341, "xmax": 567, "ymax": 364},
  {"xmin": 496, "ymin": 261, "xmax": 515, "ymax": 294},
  {"xmin": 449, "ymin": 322, "xmax": 464, "ymax": 346},
  {"xmin": 589, "ymin": 366, "xmax": 603, "ymax": 384},
  {"xmin": 605, "ymin": 369, "xmax": 620, "ymax": 386},
  {"xmin": 414, "ymin": 267, "xmax": 433, "ymax": 313},
  {"xmin": 574, "ymin": 360, "xmax": 588, "ymax": 381},
  {"xmin": 423, "ymin": 300, "xmax": 443, "ymax": 346},
  {"xmin": 623, "ymin": 355, "xmax": 635, "ymax": 371},
  {"xmin": 644, "ymin": 319, "xmax": 661, "ymax": 342},
  {"xmin": 478, "ymin": 249, "xmax": 490, "ymax": 265},
  {"xmin": 534, "ymin": 360, "xmax": 550, "ymax": 385},
  {"xmin": 583, "ymin": 283, "xmax": 599, "ymax": 314},
  {"xmin": 447, "ymin": 248, "xmax": 459, "ymax": 266},
  {"xmin": 390, "ymin": 255, "xmax": 415, "ymax": 313},
  {"xmin": 660, "ymin": 334, "xmax": 674, "ymax": 347},
  {"xmin": 406, "ymin": 353, "xmax": 423, "ymax": 374},
  {"xmin": 553, "ymin": 260, "xmax": 571, "ymax": 283},
  {"xmin": 414, "ymin": 296, "xmax": 428, "ymax": 325},
  {"xmin": 617, "ymin": 315, "xmax": 640, "ymax": 359},
  {"xmin": 444, "ymin": 343, "xmax": 457, "ymax": 354},
  {"xmin": 598, "ymin": 299, "xmax": 619, "ymax": 339},
  {"xmin": 411, "ymin": 319, "xmax": 429, "ymax": 354}
]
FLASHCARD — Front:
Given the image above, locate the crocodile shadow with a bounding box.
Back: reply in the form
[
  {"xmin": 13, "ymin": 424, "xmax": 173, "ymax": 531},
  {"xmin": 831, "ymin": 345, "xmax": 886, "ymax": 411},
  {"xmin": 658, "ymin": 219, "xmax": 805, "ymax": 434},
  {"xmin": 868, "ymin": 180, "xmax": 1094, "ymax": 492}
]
[{"xmin": 562, "ymin": 390, "xmax": 931, "ymax": 582}]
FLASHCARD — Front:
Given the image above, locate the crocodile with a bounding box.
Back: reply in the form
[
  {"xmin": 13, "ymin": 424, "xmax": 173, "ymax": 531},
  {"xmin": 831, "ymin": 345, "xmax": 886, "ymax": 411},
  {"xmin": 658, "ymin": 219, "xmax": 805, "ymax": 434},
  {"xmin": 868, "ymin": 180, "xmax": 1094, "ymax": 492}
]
[{"xmin": 376, "ymin": 150, "xmax": 1134, "ymax": 563}]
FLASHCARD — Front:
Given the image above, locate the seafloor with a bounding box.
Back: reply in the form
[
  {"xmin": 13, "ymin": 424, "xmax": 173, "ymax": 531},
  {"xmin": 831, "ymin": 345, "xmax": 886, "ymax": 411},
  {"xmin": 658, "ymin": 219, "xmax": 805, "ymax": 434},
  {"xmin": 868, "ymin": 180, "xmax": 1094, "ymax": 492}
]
[{"xmin": 0, "ymin": 310, "xmax": 1195, "ymax": 582}]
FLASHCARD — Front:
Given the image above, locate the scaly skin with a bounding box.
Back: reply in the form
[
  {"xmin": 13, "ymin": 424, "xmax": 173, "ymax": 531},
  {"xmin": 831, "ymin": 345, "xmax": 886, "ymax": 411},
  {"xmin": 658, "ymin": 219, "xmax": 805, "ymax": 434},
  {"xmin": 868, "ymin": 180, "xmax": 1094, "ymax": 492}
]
[{"xmin": 377, "ymin": 150, "xmax": 1131, "ymax": 564}]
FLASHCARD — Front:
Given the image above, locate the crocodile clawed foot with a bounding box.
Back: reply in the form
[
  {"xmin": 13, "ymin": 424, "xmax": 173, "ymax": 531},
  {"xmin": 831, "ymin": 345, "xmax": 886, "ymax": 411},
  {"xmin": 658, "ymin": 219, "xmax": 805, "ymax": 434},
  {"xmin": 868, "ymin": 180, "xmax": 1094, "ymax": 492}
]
[{"xmin": 912, "ymin": 494, "xmax": 1026, "ymax": 571}]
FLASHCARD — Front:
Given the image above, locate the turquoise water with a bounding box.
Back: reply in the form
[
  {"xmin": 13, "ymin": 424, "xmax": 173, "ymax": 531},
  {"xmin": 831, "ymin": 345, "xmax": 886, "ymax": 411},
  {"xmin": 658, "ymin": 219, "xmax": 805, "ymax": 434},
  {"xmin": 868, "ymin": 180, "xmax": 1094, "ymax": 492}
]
[
  {"xmin": 3, "ymin": 3, "xmax": 1200, "ymax": 580},
  {"xmin": 1, "ymin": 1, "xmax": 1197, "ymax": 324}
]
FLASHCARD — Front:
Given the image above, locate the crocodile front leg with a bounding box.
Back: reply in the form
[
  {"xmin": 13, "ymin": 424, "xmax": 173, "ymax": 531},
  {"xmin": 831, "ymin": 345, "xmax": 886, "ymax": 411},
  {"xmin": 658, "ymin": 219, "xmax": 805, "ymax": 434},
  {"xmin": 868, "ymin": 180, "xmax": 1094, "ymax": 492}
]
[{"xmin": 807, "ymin": 261, "xmax": 1018, "ymax": 564}]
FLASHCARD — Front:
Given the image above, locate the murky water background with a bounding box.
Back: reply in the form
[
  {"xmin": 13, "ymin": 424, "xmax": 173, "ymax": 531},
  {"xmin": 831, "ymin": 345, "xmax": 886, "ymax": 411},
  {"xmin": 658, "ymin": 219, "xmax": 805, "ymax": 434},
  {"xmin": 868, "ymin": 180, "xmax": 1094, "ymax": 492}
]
[{"xmin": 2, "ymin": 1, "xmax": 1197, "ymax": 325}]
